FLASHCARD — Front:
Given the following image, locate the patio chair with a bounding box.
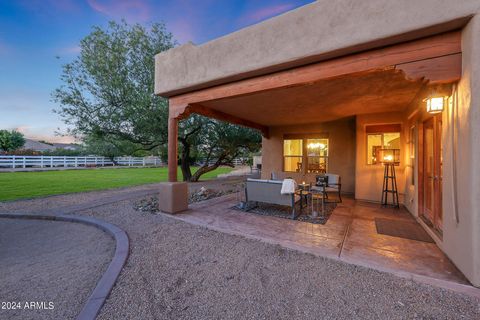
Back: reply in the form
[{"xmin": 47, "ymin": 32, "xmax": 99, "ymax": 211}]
[{"xmin": 314, "ymin": 173, "xmax": 342, "ymax": 203}]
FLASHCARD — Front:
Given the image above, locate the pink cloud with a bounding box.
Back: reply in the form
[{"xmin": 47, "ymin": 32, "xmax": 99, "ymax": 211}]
[
  {"xmin": 168, "ymin": 19, "xmax": 195, "ymax": 44},
  {"xmin": 87, "ymin": 0, "xmax": 151, "ymax": 23},
  {"xmin": 15, "ymin": 125, "xmax": 77, "ymax": 143},
  {"xmin": 161, "ymin": 0, "xmax": 202, "ymax": 44},
  {"xmin": 14, "ymin": 125, "xmax": 31, "ymax": 134},
  {"xmin": 240, "ymin": 3, "xmax": 296, "ymax": 25}
]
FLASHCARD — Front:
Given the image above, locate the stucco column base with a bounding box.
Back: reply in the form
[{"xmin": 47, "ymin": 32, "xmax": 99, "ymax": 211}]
[{"xmin": 159, "ymin": 182, "xmax": 188, "ymax": 214}]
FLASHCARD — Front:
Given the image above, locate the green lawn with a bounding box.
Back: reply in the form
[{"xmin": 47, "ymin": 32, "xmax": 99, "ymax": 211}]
[{"xmin": 0, "ymin": 167, "xmax": 233, "ymax": 201}]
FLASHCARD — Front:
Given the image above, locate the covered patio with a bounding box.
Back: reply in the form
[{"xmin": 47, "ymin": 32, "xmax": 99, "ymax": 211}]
[
  {"xmin": 170, "ymin": 193, "xmax": 476, "ymax": 296},
  {"xmin": 157, "ymin": 31, "xmax": 468, "ymax": 285}
]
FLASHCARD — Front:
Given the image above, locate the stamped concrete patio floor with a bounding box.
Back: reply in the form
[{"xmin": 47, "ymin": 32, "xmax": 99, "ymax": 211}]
[{"xmin": 171, "ymin": 194, "xmax": 474, "ymax": 294}]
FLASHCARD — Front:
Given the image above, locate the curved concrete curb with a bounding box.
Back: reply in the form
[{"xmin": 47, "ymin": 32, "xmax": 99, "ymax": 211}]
[{"xmin": 0, "ymin": 213, "xmax": 129, "ymax": 320}]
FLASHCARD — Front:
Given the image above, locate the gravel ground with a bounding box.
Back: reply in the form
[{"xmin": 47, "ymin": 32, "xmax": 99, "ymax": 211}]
[
  {"xmin": 74, "ymin": 198, "xmax": 479, "ymax": 320},
  {"xmin": 1, "ymin": 184, "xmax": 479, "ymax": 319},
  {"xmin": 0, "ymin": 218, "xmax": 114, "ymax": 320}
]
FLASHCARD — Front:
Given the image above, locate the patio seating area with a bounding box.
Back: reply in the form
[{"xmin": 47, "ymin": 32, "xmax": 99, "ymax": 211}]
[{"xmin": 171, "ymin": 193, "xmax": 473, "ymax": 293}]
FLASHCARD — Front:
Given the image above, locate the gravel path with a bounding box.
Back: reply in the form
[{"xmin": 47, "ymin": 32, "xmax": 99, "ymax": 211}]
[
  {"xmin": 76, "ymin": 198, "xmax": 479, "ymax": 320},
  {"xmin": 0, "ymin": 218, "xmax": 114, "ymax": 320}
]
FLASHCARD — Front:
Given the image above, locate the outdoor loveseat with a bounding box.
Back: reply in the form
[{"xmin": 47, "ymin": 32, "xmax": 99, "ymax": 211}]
[{"xmin": 245, "ymin": 178, "xmax": 303, "ymax": 219}]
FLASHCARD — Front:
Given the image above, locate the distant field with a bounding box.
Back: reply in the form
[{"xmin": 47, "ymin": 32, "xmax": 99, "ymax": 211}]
[{"xmin": 0, "ymin": 167, "xmax": 233, "ymax": 201}]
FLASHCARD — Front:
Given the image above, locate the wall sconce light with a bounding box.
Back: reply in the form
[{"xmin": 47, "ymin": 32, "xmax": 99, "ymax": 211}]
[{"xmin": 424, "ymin": 93, "xmax": 447, "ymax": 114}]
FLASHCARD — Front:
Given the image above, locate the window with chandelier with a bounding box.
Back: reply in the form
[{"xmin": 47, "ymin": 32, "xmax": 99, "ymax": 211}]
[{"xmin": 283, "ymin": 137, "xmax": 329, "ymax": 173}]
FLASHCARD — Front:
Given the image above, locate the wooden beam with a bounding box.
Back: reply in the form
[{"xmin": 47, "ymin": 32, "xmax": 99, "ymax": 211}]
[
  {"xmin": 186, "ymin": 104, "xmax": 269, "ymax": 138},
  {"xmin": 167, "ymin": 116, "xmax": 178, "ymax": 182},
  {"xmin": 169, "ymin": 31, "xmax": 461, "ymax": 106},
  {"xmin": 396, "ymin": 53, "xmax": 462, "ymax": 84}
]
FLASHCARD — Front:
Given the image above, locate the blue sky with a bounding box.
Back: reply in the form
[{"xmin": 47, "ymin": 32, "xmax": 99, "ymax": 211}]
[{"xmin": 0, "ymin": 0, "xmax": 313, "ymax": 143}]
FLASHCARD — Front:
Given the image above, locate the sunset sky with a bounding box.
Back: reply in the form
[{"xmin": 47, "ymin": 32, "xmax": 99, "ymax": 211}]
[{"xmin": 0, "ymin": 0, "xmax": 313, "ymax": 143}]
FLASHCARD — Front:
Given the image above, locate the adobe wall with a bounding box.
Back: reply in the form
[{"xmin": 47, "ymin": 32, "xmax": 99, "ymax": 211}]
[
  {"xmin": 441, "ymin": 16, "xmax": 480, "ymax": 287},
  {"xmin": 261, "ymin": 117, "xmax": 356, "ymax": 193}
]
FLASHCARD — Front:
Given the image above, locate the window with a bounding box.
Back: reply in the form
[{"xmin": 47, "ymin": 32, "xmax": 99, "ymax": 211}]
[
  {"xmin": 306, "ymin": 139, "xmax": 328, "ymax": 173},
  {"xmin": 283, "ymin": 139, "xmax": 303, "ymax": 172},
  {"xmin": 283, "ymin": 137, "xmax": 329, "ymax": 173},
  {"xmin": 366, "ymin": 125, "xmax": 401, "ymax": 165}
]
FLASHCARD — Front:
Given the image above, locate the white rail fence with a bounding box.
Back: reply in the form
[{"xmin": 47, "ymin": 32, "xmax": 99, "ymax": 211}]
[
  {"xmin": 0, "ymin": 156, "xmax": 248, "ymax": 169},
  {"xmin": 0, "ymin": 156, "xmax": 164, "ymax": 169}
]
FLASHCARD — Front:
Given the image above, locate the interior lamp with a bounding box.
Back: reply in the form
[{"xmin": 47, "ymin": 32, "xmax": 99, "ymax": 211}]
[
  {"xmin": 379, "ymin": 149, "xmax": 400, "ymax": 165},
  {"xmin": 384, "ymin": 155, "xmax": 394, "ymax": 162},
  {"xmin": 307, "ymin": 142, "xmax": 326, "ymax": 150}
]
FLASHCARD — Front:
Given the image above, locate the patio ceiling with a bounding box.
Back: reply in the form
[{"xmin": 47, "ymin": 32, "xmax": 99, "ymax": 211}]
[{"xmin": 198, "ymin": 68, "xmax": 425, "ymax": 127}]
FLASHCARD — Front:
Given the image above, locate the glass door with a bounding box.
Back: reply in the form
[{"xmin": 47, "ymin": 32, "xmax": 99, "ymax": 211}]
[{"xmin": 422, "ymin": 116, "xmax": 442, "ymax": 232}]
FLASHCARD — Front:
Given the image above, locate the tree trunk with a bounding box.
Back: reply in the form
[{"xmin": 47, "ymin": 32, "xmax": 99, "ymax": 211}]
[
  {"xmin": 190, "ymin": 163, "xmax": 221, "ymax": 182},
  {"xmin": 179, "ymin": 139, "xmax": 192, "ymax": 181}
]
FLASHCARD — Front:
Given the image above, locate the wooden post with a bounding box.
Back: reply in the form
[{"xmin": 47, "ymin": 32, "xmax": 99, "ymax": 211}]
[{"xmin": 168, "ymin": 116, "xmax": 178, "ymax": 182}]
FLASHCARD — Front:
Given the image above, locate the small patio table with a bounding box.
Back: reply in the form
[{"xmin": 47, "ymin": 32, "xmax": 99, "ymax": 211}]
[
  {"xmin": 296, "ymin": 183, "xmax": 326, "ymax": 218},
  {"xmin": 296, "ymin": 183, "xmax": 310, "ymax": 213}
]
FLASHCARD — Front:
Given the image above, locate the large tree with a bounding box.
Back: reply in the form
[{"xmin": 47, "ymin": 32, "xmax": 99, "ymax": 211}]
[
  {"xmin": 53, "ymin": 21, "xmax": 174, "ymax": 150},
  {"xmin": 54, "ymin": 20, "xmax": 262, "ymax": 181},
  {"xmin": 0, "ymin": 130, "xmax": 26, "ymax": 153}
]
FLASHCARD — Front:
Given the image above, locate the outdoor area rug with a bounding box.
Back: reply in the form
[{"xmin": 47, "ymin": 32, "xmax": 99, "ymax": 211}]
[
  {"xmin": 375, "ymin": 218, "xmax": 434, "ymax": 243},
  {"xmin": 231, "ymin": 202, "xmax": 336, "ymax": 225}
]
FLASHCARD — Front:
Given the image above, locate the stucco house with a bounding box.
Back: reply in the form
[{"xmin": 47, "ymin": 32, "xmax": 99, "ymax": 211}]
[{"xmin": 155, "ymin": 1, "xmax": 480, "ymax": 287}]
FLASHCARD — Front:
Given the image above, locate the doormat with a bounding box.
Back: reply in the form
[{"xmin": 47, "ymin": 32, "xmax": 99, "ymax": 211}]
[
  {"xmin": 231, "ymin": 202, "xmax": 336, "ymax": 225},
  {"xmin": 375, "ymin": 218, "xmax": 434, "ymax": 243}
]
